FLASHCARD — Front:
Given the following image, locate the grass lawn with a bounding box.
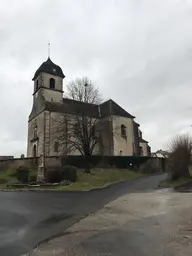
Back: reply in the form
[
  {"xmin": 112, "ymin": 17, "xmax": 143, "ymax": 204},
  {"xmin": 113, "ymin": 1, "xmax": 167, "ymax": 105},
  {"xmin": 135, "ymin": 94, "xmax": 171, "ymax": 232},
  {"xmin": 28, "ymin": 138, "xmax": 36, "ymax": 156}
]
[
  {"xmin": 57, "ymin": 169, "xmax": 145, "ymax": 191},
  {"xmin": 159, "ymin": 167, "xmax": 192, "ymax": 188},
  {"xmin": 0, "ymin": 168, "xmax": 145, "ymax": 191},
  {"xmin": 0, "ymin": 167, "xmax": 37, "ymax": 189},
  {"xmin": 159, "ymin": 177, "xmax": 192, "ymax": 188}
]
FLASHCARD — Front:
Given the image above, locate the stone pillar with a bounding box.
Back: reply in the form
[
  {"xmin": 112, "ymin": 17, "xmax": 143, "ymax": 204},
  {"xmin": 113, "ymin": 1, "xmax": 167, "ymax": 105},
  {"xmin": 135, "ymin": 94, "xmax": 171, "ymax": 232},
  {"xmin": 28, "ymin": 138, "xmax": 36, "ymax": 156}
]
[{"xmin": 37, "ymin": 153, "xmax": 45, "ymax": 183}]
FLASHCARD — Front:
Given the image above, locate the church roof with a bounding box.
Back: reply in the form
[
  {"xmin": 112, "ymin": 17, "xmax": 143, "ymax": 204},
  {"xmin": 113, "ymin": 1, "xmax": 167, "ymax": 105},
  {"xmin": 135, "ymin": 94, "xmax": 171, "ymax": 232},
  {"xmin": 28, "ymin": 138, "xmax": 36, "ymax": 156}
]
[
  {"xmin": 139, "ymin": 138, "xmax": 148, "ymax": 143},
  {"xmin": 32, "ymin": 57, "xmax": 65, "ymax": 80},
  {"xmin": 134, "ymin": 121, "xmax": 140, "ymax": 127},
  {"xmin": 44, "ymin": 98, "xmax": 135, "ymax": 119},
  {"xmin": 45, "ymin": 98, "xmax": 99, "ymax": 118},
  {"xmin": 99, "ymin": 99, "xmax": 135, "ymax": 119}
]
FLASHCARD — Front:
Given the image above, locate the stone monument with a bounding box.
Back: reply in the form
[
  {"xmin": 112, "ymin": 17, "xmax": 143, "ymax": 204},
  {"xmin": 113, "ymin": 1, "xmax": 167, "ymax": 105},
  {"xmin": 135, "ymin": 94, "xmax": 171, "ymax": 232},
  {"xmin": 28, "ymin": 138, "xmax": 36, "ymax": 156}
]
[{"xmin": 37, "ymin": 153, "xmax": 46, "ymax": 183}]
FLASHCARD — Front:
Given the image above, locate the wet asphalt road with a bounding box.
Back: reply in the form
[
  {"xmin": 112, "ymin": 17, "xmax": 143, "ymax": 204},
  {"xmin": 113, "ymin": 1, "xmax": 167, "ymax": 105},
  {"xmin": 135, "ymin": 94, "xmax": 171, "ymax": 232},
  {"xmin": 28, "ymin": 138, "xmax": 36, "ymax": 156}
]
[{"xmin": 0, "ymin": 174, "xmax": 166, "ymax": 256}]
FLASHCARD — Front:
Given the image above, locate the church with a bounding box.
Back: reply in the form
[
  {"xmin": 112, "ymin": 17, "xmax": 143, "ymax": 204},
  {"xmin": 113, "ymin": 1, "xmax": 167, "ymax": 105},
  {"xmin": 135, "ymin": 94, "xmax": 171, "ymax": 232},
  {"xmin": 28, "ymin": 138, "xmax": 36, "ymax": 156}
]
[{"xmin": 27, "ymin": 57, "xmax": 150, "ymax": 158}]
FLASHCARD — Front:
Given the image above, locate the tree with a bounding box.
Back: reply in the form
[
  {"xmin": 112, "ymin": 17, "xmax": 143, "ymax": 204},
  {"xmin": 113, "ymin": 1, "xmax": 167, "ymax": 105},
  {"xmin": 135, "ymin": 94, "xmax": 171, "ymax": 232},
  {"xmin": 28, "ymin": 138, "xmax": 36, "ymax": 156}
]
[
  {"xmin": 54, "ymin": 77, "xmax": 107, "ymax": 173},
  {"xmin": 169, "ymin": 134, "xmax": 192, "ymax": 180}
]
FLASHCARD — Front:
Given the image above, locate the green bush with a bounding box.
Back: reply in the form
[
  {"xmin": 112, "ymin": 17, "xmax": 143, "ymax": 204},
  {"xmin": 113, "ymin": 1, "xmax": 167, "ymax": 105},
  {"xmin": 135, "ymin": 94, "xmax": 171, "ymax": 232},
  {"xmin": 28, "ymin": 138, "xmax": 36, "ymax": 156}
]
[
  {"xmin": 47, "ymin": 168, "xmax": 63, "ymax": 183},
  {"xmin": 6, "ymin": 179, "xmax": 20, "ymax": 187},
  {"xmin": 62, "ymin": 165, "xmax": 77, "ymax": 182},
  {"xmin": 16, "ymin": 166, "xmax": 29, "ymax": 183},
  {"xmin": 0, "ymin": 178, "xmax": 7, "ymax": 184},
  {"xmin": 29, "ymin": 175, "xmax": 37, "ymax": 183}
]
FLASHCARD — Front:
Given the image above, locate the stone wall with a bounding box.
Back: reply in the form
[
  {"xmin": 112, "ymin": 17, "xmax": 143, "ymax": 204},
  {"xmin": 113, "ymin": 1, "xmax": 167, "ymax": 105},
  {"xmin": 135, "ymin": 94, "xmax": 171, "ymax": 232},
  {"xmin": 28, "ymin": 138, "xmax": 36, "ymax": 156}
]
[
  {"xmin": 139, "ymin": 141, "xmax": 149, "ymax": 156},
  {"xmin": 0, "ymin": 156, "xmax": 166, "ymax": 173},
  {"xmin": 0, "ymin": 156, "xmax": 62, "ymax": 171},
  {"xmin": 0, "ymin": 157, "xmax": 38, "ymax": 171},
  {"xmin": 112, "ymin": 115, "xmax": 135, "ymax": 156}
]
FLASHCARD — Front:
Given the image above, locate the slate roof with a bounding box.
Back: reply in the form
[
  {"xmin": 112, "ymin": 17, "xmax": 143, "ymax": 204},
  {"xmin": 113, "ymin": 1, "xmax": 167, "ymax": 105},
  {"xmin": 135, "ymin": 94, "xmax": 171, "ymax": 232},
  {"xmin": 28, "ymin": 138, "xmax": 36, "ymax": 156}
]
[
  {"xmin": 32, "ymin": 57, "xmax": 65, "ymax": 80},
  {"xmin": 44, "ymin": 98, "xmax": 135, "ymax": 119},
  {"xmin": 99, "ymin": 99, "xmax": 135, "ymax": 119},
  {"xmin": 45, "ymin": 98, "xmax": 99, "ymax": 118},
  {"xmin": 139, "ymin": 138, "xmax": 148, "ymax": 143},
  {"xmin": 134, "ymin": 121, "xmax": 140, "ymax": 127}
]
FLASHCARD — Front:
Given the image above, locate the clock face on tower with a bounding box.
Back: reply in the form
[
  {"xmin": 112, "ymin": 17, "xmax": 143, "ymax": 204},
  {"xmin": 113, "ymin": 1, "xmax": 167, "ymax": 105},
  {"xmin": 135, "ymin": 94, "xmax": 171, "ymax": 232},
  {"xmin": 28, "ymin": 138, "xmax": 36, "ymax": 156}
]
[{"xmin": 52, "ymin": 68, "xmax": 56, "ymax": 72}]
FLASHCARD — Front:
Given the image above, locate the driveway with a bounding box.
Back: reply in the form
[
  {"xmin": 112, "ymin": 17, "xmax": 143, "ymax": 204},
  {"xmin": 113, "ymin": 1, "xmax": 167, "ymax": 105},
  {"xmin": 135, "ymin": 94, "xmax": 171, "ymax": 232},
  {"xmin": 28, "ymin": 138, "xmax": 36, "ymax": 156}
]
[{"xmin": 0, "ymin": 174, "xmax": 166, "ymax": 256}]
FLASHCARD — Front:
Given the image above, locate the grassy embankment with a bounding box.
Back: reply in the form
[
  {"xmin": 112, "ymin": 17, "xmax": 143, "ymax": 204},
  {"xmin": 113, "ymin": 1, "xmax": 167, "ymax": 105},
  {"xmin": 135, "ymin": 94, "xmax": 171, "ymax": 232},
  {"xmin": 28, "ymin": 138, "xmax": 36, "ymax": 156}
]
[
  {"xmin": 159, "ymin": 167, "xmax": 192, "ymax": 188},
  {"xmin": 0, "ymin": 168, "xmax": 145, "ymax": 191}
]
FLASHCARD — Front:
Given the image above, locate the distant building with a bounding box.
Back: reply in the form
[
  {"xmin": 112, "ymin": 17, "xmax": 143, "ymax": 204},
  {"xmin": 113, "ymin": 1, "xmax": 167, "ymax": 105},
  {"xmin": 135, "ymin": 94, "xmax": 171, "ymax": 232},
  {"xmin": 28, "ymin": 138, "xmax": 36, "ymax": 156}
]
[
  {"xmin": 27, "ymin": 57, "xmax": 150, "ymax": 157},
  {"xmin": 151, "ymin": 150, "xmax": 169, "ymax": 158}
]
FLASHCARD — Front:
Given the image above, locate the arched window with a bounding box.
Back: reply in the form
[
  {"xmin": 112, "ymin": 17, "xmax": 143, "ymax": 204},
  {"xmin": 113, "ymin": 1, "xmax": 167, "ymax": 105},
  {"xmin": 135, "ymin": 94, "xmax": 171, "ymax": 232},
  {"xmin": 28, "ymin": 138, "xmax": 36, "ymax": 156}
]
[
  {"xmin": 54, "ymin": 142, "xmax": 59, "ymax": 152},
  {"xmin": 50, "ymin": 78, "xmax": 55, "ymax": 89},
  {"xmin": 121, "ymin": 124, "xmax": 126, "ymax": 137},
  {"xmin": 36, "ymin": 80, "xmax": 39, "ymax": 91}
]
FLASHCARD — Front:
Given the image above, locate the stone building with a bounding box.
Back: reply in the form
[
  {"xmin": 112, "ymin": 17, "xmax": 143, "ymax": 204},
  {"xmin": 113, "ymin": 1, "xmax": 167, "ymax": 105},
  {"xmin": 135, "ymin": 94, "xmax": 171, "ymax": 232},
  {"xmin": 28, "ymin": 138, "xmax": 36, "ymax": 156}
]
[{"xmin": 27, "ymin": 57, "xmax": 150, "ymax": 157}]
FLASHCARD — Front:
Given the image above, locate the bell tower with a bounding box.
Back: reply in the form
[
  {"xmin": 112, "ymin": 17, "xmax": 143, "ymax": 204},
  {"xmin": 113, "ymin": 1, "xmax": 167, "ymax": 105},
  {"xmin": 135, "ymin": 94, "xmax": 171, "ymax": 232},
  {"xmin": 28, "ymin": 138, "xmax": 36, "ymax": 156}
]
[
  {"xmin": 32, "ymin": 57, "xmax": 65, "ymax": 103},
  {"xmin": 27, "ymin": 56, "xmax": 65, "ymax": 158}
]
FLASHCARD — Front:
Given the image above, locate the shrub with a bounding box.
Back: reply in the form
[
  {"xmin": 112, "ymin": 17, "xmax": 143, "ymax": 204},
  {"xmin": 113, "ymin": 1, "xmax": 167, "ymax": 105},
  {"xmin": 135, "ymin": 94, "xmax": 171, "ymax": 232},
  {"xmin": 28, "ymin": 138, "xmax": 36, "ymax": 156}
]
[
  {"xmin": 169, "ymin": 134, "xmax": 192, "ymax": 180},
  {"xmin": 47, "ymin": 168, "xmax": 62, "ymax": 183},
  {"xmin": 139, "ymin": 159, "xmax": 160, "ymax": 174},
  {"xmin": 0, "ymin": 178, "xmax": 7, "ymax": 184},
  {"xmin": 6, "ymin": 179, "xmax": 20, "ymax": 187},
  {"xmin": 16, "ymin": 166, "xmax": 29, "ymax": 183},
  {"xmin": 29, "ymin": 175, "xmax": 37, "ymax": 183},
  {"xmin": 62, "ymin": 165, "xmax": 77, "ymax": 182}
]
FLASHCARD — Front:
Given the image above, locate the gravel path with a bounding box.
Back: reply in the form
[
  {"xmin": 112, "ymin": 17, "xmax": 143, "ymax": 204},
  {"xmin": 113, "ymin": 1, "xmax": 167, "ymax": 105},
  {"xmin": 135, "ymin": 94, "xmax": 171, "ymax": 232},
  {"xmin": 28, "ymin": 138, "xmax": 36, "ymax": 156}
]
[{"xmin": 31, "ymin": 189, "xmax": 192, "ymax": 256}]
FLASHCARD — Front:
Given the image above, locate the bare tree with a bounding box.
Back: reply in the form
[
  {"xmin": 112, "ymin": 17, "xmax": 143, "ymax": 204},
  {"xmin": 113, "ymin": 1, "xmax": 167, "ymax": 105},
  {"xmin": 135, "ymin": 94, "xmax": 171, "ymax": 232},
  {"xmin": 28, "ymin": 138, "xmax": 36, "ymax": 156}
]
[
  {"xmin": 54, "ymin": 77, "xmax": 108, "ymax": 173},
  {"xmin": 169, "ymin": 134, "xmax": 192, "ymax": 180}
]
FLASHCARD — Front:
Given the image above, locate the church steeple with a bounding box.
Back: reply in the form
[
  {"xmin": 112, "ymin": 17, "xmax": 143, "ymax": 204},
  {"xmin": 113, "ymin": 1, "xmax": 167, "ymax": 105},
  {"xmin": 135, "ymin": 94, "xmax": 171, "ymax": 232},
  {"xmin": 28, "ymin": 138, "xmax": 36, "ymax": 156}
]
[
  {"xmin": 32, "ymin": 57, "xmax": 65, "ymax": 103},
  {"xmin": 32, "ymin": 57, "xmax": 65, "ymax": 81}
]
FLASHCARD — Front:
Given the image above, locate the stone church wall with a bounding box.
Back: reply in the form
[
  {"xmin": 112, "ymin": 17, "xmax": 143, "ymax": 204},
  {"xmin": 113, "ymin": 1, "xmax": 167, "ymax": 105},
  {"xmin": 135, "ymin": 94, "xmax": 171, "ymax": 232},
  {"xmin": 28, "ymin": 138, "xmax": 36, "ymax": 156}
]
[
  {"xmin": 112, "ymin": 115, "xmax": 135, "ymax": 156},
  {"xmin": 139, "ymin": 141, "xmax": 148, "ymax": 156},
  {"xmin": 27, "ymin": 111, "xmax": 45, "ymax": 157}
]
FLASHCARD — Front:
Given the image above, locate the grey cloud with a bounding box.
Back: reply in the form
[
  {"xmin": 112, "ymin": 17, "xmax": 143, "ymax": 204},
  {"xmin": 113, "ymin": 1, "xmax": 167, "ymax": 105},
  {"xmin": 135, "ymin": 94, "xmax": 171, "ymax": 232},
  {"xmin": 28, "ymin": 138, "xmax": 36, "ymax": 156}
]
[{"xmin": 0, "ymin": 0, "xmax": 192, "ymax": 156}]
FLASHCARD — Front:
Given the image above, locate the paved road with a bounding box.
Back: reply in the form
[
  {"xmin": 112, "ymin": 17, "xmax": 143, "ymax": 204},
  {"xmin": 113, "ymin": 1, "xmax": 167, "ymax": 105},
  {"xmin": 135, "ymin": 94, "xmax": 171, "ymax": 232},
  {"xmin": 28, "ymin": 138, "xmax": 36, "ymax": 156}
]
[
  {"xmin": 32, "ymin": 176, "xmax": 192, "ymax": 256},
  {"xmin": 0, "ymin": 174, "xmax": 166, "ymax": 256}
]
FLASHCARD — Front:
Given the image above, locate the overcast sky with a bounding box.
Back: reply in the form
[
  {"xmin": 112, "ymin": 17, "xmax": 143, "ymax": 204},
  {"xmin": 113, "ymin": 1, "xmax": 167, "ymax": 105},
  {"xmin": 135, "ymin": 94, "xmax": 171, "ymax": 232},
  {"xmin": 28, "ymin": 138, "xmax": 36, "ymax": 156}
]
[{"xmin": 0, "ymin": 0, "xmax": 192, "ymax": 156}]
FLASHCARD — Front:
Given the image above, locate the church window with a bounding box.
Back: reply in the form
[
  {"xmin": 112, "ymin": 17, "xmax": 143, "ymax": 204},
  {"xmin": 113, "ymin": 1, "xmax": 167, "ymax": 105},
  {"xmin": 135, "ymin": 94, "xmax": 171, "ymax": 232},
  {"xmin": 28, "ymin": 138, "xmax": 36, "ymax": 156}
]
[
  {"xmin": 50, "ymin": 78, "xmax": 55, "ymax": 89},
  {"xmin": 36, "ymin": 80, "xmax": 39, "ymax": 91},
  {"xmin": 121, "ymin": 124, "xmax": 126, "ymax": 137},
  {"xmin": 54, "ymin": 142, "xmax": 59, "ymax": 152}
]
